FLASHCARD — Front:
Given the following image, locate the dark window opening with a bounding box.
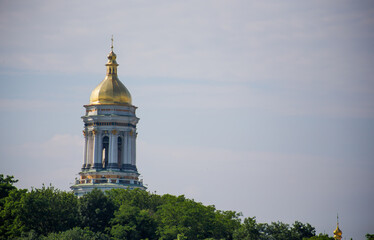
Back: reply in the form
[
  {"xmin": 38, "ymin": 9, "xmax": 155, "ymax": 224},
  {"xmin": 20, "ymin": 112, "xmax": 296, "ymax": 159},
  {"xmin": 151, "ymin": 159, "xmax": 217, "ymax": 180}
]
[{"xmin": 102, "ymin": 136, "xmax": 109, "ymax": 168}]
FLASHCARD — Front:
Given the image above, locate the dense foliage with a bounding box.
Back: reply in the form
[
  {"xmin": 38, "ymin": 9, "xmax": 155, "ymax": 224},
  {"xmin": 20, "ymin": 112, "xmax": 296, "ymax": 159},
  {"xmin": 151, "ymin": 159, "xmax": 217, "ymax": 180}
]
[
  {"xmin": 0, "ymin": 175, "xmax": 367, "ymax": 240},
  {"xmin": 233, "ymin": 216, "xmax": 317, "ymax": 240}
]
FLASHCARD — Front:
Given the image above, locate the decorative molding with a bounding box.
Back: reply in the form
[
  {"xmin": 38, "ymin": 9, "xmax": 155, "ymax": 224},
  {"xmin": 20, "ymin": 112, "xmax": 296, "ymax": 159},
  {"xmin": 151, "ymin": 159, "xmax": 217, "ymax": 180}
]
[
  {"xmin": 85, "ymin": 122, "xmax": 136, "ymax": 128},
  {"xmin": 111, "ymin": 130, "xmax": 118, "ymax": 135},
  {"xmin": 100, "ymin": 108, "xmax": 129, "ymax": 112}
]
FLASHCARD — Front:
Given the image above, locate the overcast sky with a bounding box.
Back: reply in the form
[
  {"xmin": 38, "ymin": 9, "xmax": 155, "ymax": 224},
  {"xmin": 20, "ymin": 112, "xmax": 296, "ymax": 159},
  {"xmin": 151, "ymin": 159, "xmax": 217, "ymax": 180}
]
[{"xmin": 1, "ymin": 1, "xmax": 373, "ymax": 239}]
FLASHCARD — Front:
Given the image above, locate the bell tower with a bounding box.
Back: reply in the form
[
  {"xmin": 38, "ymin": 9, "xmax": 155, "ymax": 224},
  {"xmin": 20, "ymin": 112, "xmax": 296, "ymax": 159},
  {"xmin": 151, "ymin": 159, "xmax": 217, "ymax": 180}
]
[{"xmin": 71, "ymin": 39, "xmax": 146, "ymax": 196}]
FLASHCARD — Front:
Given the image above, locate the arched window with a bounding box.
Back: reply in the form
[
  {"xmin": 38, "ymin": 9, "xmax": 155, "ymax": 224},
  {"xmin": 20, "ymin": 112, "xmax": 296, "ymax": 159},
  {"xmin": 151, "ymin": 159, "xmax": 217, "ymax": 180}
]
[
  {"xmin": 118, "ymin": 136, "xmax": 122, "ymax": 169},
  {"xmin": 102, "ymin": 136, "xmax": 109, "ymax": 168}
]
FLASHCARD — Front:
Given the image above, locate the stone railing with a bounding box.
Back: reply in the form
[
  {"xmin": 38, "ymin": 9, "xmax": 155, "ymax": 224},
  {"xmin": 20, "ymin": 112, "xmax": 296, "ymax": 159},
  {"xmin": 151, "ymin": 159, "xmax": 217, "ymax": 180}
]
[{"xmin": 76, "ymin": 178, "xmax": 143, "ymax": 185}]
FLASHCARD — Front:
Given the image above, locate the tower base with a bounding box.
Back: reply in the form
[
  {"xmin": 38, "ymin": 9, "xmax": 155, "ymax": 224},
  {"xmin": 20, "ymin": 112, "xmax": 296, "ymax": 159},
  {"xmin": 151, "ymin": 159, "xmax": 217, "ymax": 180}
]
[{"xmin": 71, "ymin": 169, "xmax": 146, "ymax": 197}]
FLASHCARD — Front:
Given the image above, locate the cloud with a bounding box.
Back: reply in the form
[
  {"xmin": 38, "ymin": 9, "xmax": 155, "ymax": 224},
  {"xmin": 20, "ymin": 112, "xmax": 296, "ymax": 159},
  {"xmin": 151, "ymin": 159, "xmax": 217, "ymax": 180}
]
[
  {"xmin": 0, "ymin": 99, "xmax": 83, "ymax": 116},
  {"xmin": 0, "ymin": 98, "xmax": 56, "ymax": 110},
  {"xmin": 1, "ymin": 1, "xmax": 373, "ymax": 85},
  {"xmin": 138, "ymin": 140, "xmax": 344, "ymax": 197},
  {"xmin": 2, "ymin": 1, "xmax": 373, "ymax": 121},
  {"xmin": 17, "ymin": 134, "xmax": 83, "ymax": 159},
  {"xmin": 134, "ymin": 83, "xmax": 374, "ymax": 118},
  {"xmin": 0, "ymin": 134, "xmax": 83, "ymax": 190}
]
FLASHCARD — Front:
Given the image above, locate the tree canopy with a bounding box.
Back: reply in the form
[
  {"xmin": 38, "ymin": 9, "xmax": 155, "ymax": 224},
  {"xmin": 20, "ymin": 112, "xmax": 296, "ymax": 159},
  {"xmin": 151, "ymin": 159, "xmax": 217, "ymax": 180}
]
[{"xmin": 0, "ymin": 175, "xmax": 342, "ymax": 240}]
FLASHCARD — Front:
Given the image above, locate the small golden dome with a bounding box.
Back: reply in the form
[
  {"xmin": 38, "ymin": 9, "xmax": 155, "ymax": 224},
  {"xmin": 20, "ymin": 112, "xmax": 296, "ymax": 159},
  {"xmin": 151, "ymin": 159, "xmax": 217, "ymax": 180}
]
[
  {"xmin": 107, "ymin": 50, "xmax": 117, "ymax": 62},
  {"xmin": 333, "ymin": 225, "xmax": 342, "ymax": 240},
  {"xmin": 334, "ymin": 226, "xmax": 342, "ymax": 235},
  {"xmin": 334, "ymin": 227, "xmax": 342, "ymax": 235},
  {"xmin": 89, "ymin": 47, "xmax": 132, "ymax": 105}
]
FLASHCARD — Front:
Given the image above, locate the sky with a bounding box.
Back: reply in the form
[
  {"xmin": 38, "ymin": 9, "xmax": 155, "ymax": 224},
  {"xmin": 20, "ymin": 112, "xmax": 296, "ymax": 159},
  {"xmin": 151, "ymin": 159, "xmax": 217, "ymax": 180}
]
[{"xmin": 0, "ymin": 0, "xmax": 373, "ymax": 239}]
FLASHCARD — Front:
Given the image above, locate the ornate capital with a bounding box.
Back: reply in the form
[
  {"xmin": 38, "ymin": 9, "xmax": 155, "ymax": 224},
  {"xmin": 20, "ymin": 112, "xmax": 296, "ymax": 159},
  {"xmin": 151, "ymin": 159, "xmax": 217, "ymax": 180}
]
[
  {"xmin": 129, "ymin": 130, "xmax": 133, "ymax": 136},
  {"xmin": 111, "ymin": 130, "xmax": 118, "ymax": 135},
  {"xmin": 92, "ymin": 129, "xmax": 98, "ymax": 135},
  {"xmin": 82, "ymin": 130, "xmax": 87, "ymax": 137}
]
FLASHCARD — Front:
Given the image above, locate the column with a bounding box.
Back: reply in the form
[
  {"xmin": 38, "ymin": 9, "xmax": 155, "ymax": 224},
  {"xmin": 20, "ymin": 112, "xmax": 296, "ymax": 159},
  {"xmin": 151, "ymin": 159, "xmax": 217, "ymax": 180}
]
[
  {"xmin": 93, "ymin": 130, "xmax": 102, "ymax": 169},
  {"xmin": 133, "ymin": 132, "xmax": 137, "ymax": 166},
  {"xmin": 99, "ymin": 133, "xmax": 103, "ymax": 166},
  {"xmin": 108, "ymin": 132, "xmax": 113, "ymax": 168},
  {"xmin": 131, "ymin": 133, "xmax": 136, "ymax": 166},
  {"xmin": 88, "ymin": 133, "xmax": 93, "ymax": 168},
  {"xmin": 127, "ymin": 131, "xmax": 132, "ymax": 166},
  {"xmin": 121, "ymin": 132, "xmax": 127, "ymax": 169},
  {"xmin": 82, "ymin": 131, "xmax": 88, "ymax": 169},
  {"xmin": 108, "ymin": 130, "xmax": 118, "ymax": 169}
]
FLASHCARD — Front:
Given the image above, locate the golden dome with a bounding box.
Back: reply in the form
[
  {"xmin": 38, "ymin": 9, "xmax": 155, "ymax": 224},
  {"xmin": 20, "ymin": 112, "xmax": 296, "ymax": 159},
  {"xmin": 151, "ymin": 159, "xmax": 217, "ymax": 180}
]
[
  {"xmin": 89, "ymin": 45, "xmax": 132, "ymax": 105},
  {"xmin": 334, "ymin": 226, "xmax": 342, "ymax": 235},
  {"xmin": 333, "ymin": 223, "xmax": 342, "ymax": 240}
]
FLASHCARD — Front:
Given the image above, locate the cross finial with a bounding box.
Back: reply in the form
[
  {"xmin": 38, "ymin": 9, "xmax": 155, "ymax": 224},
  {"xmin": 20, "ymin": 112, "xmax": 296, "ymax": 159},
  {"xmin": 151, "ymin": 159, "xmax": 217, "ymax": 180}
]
[
  {"xmin": 111, "ymin": 35, "xmax": 114, "ymax": 51},
  {"xmin": 337, "ymin": 214, "xmax": 339, "ymax": 225}
]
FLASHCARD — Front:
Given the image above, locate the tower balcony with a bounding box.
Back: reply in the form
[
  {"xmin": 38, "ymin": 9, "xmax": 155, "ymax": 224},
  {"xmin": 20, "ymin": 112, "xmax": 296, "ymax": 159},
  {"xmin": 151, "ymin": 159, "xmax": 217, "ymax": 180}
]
[{"xmin": 75, "ymin": 177, "xmax": 144, "ymax": 186}]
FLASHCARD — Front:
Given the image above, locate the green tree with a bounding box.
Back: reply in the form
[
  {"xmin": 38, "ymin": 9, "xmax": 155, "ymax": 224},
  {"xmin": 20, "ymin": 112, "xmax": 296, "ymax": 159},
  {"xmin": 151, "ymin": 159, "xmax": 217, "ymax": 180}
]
[
  {"xmin": 156, "ymin": 195, "xmax": 214, "ymax": 240},
  {"xmin": 42, "ymin": 227, "xmax": 110, "ymax": 240},
  {"xmin": 176, "ymin": 233, "xmax": 187, "ymax": 240},
  {"xmin": 212, "ymin": 210, "xmax": 241, "ymax": 240},
  {"xmin": 303, "ymin": 233, "xmax": 334, "ymax": 240},
  {"xmin": 17, "ymin": 186, "xmax": 79, "ymax": 235},
  {"xmin": 262, "ymin": 221, "xmax": 292, "ymax": 240},
  {"xmin": 156, "ymin": 194, "xmax": 240, "ymax": 240},
  {"xmin": 366, "ymin": 233, "xmax": 374, "ymax": 240},
  {"xmin": 0, "ymin": 174, "xmax": 325, "ymax": 240},
  {"xmin": 0, "ymin": 188, "xmax": 27, "ymax": 239},
  {"xmin": 79, "ymin": 188, "xmax": 115, "ymax": 233},
  {"xmin": 110, "ymin": 204, "xmax": 157, "ymax": 240},
  {"xmin": 15, "ymin": 230, "xmax": 39, "ymax": 240},
  {"xmin": 0, "ymin": 185, "xmax": 78, "ymax": 238},
  {"xmin": 0, "ymin": 174, "xmax": 18, "ymax": 206},
  {"xmin": 107, "ymin": 188, "xmax": 163, "ymax": 213},
  {"xmin": 291, "ymin": 221, "xmax": 315, "ymax": 240},
  {"xmin": 233, "ymin": 216, "xmax": 261, "ymax": 240}
]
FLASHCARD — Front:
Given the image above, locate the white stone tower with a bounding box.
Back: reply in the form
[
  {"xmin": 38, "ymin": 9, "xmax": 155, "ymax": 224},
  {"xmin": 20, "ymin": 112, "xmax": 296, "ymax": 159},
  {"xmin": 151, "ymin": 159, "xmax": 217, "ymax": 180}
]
[{"xmin": 71, "ymin": 41, "xmax": 146, "ymax": 196}]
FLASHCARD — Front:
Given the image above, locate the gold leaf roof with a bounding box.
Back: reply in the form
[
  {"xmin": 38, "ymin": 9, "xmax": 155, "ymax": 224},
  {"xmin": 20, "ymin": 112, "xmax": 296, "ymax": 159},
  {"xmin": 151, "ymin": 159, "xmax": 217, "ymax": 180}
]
[{"xmin": 89, "ymin": 48, "xmax": 132, "ymax": 105}]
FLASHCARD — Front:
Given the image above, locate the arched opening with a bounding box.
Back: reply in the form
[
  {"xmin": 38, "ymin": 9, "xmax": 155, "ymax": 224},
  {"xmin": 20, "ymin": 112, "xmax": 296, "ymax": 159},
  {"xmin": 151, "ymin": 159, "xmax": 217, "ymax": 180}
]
[
  {"xmin": 118, "ymin": 136, "xmax": 122, "ymax": 169},
  {"xmin": 102, "ymin": 136, "xmax": 109, "ymax": 168}
]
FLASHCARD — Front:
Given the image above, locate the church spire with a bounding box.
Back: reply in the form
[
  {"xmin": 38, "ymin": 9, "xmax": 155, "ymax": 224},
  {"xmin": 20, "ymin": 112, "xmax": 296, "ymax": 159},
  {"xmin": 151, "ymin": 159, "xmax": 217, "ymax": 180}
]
[
  {"xmin": 106, "ymin": 36, "xmax": 118, "ymax": 77},
  {"xmin": 89, "ymin": 37, "xmax": 132, "ymax": 106},
  {"xmin": 333, "ymin": 214, "xmax": 342, "ymax": 240}
]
